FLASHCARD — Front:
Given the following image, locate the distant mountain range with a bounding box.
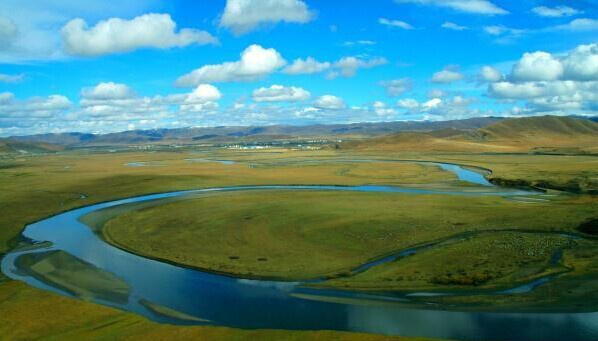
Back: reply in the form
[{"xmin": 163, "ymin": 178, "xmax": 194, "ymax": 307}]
[
  {"xmin": 7, "ymin": 117, "xmax": 503, "ymax": 147},
  {"xmin": 2, "ymin": 116, "xmax": 596, "ymax": 154}
]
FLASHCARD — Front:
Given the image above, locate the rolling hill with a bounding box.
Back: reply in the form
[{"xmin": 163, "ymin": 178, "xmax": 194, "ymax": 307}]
[
  {"xmin": 0, "ymin": 139, "xmax": 64, "ymax": 154},
  {"xmin": 344, "ymin": 116, "xmax": 598, "ymax": 153}
]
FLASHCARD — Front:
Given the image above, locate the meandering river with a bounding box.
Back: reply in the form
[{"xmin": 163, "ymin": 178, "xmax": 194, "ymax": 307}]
[{"xmin": 2, "ymin": 162, "xmax": 597, "ymax": 341}]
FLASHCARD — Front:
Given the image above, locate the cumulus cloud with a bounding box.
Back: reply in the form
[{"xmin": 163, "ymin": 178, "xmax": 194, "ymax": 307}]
[
  {"xmin": 532, "ymin": 6, "xmax": 582, "ymax": 18},
  {"xmin": 179, "ymin": 84, "xmax": 222, "ymax": 112},
  {"xmin": 314, "ymin": 95, "xmax": 345, "ymax": 110},
  {"xmin": 333, "ymin": 56, "xmax": 388, "ymax": 78},
  {"xmin": 563, "ymin": 44, "xmax": 598, "ymax": 81},
  {"xmin": 252, "ymin": 85, "xmax": 310, "ymax": 102},
  {"xmin": 397, "ymin": 98, "xmax": 420, "ymax": 109},
  {"xmin": 175, "ymin": 44, "xmax": 286, "ymax": 86},
  {"xmin": 282, "ymin": 57, "xmax": 331, "ymax": 75},
  {"xmin": 283, "ymin": 55, "xmax": 387, "ymax": 78},
  {"xmin": 0, "ymin": 73, "xmax": 23, "ymax": 83},
  {"xmin": 219, "ymin": 0, "xmax": 313, "ymax": 35},
  {"xmin": 508, "ymin": 45, "xmax": 597, "ymax": 83},
  {"xmin": 81, "ymin": 82, "xmax": 135, "ymax": 100},
  {"xmin": 511, "ymin": 51, "xmax": 564, "ymax": 81},
  {"xmin": 378, "ymin": 18, "xmax": 414, "ymax": 30},
  {"xmin": 394, "ymin": 0, "xmax": 507, "ymax": 15},
  {"xmin": 441, "ymin": 22, "xmax": 468, "ymax": 31},
  {"xmin": 185, "ymin": 84, "xmax": 222, "ymax": 103},
  {"xmin": 395, "ymin": 95, "xmax": 484, "ymax": 120},
  {"xmin": 372, "ymin": 101, "xmax": 396, "ymax": 117},
  {"xmin": 431, "ymin": 66, "xmax": 464, "ymax": 83},
  {"xmin": 489, "ymin": 80, "xmax": 596, "ymax": 99},
  {"xmin": 487, "ymin": 43, "xmax": 598, "ymax": 114},
  {"xmin": 77, "ymin": 82, "xmax": 221, "ymax": 119},
  {"xmin": 423, "ymin": 97, "xmax": 442, "ymax": 109},
  {"xmin": 10, "ymin": 82, "xmax": 219, "ymax": 135},
  {"xmin": 479, "ymin": 66, "xmax": 502, "ymax": 82},
  {"xmin": 61, "ymin": 13, "xmax": 217, "ymax": 57},
  {"xmin": 379, "ymin": 78, "xmax": 413, "ymax": 97},
  {"xmin": 0, "ymin": 92, "xmax": 72, "ymax": 119}
]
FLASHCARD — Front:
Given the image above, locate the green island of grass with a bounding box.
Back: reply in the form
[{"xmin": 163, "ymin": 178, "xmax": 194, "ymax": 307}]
[{"xmin": 90, "ymin": 188, "xmax": 598, "ymax": 311}]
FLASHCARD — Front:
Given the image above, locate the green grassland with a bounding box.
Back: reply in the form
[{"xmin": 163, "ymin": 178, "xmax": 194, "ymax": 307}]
[
  {"xmin": 0, "ymin": 130, "xmax": 597, "ymax": 340},
  {"xmin": 98, "ymin": 191, "xmax": 595, "ymax": 284}
]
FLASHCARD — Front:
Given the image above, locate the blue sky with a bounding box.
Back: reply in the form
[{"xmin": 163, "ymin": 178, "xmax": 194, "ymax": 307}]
[{"xmin": 0, "ymin": 0, "xmax": 596, "ymax": 136}]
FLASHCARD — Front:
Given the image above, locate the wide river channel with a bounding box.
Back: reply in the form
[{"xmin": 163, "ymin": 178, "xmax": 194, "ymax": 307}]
[{"xmin": 2, "ymin": 162, "xmax": 597, "ymax": 341}]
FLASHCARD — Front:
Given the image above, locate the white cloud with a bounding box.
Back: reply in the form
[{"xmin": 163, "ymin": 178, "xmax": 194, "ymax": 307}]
[
  {"xmin": 252, "ymin": 85, "xmax": 310, "ymax": 102},
  {"xmin": 0, "ymin": 73, "xmax": 23, "ymax": 83},
  {"xmin": 343, "ymin": 40, "xmax": 376, "ymax": 46},
  {"xmin": 395, "ymin": 95, "xmax": 485, "ymax": 120},
  {"xmin": 81, "ymin": 82, "xmax": 135, "ymax": 100},
  {"xmin": 372, "ymin": 101, "xmax": 396, "ymax": 117},
  {"xmin": 180, "ymin": 84, "xmax": 222, "ymax": 112},
  {"xmin": 378, "ymin": 18, "xmax": 414, "ymax": 30},
  {"xmin": 379, "ymin": 78, "xmax": 412, "ymax": 97},
  {"xmin": 532, "ymin": 6, "xmax": 582, "ymax": 18},
  {"xmin": 487, "ymin": 43, "xmax": 598, "ymax": 114},
  {"xmin": 219, "ymin": 0, "xmax": 313, "ymax": 35},
  {"xmin": 78, "ymin": 82, "xmax": 221, "ymax": 118},
  {"xmin": 484, "ymin": 25, "xmax": 505, "ymax": 35},
  {"xmin": 397, "ymin": 98, "xmax": 420, "ymax": 109},
  {"xmin": 394, "ymin": 0, "xmax": 508, "ymax": 15},
  {"xmin": 563, "ymin": 44, "xmax": 598, "ymax": 81},
  {"xmin": 483, "ymin": 25, "xmax": 526, "ymax": 37},
  {"xmin": 61, "ymin": 13, "xmax": 216, "ymax": 57},
  {"xmin": 0, "ymin": 92, "xmax": 72, "ymax": 119},
  {"xmin": 489, "ymin": 80, "xmax": 598, "ymax": 100},
  {"xmin": 431, "ymin": 66, "xmax": 464, "ymax": 83},
  {"xmin": 0, "ymin": 1, "xmax": 163, "ymax": 62},
  {"xmin": 1, "ymin": 79, "xmax": 226, "ymax": 136},
  {"xmin": 284, "ymin": 55, "xmax": 387, "ymax": 78},
  {"xmin": 185, "ymin": 84, "xmax": 222, "ymax": 104},
  {"xmin": 441, "ymin": 22, "xmax": 468, "ymax": 31},
  {"xmin": 480, "ymin": 66, "xmax": 502, "ymax": 82},
  {"xmin": 176, "ymin": 44, "xmax": 286, "ymax": 86},
  {"xmin": 333, "ymin": 56, "xmax": 388, "ymax": 78},
  {"xmin": 282, "ymin": 57, "xmax": 331, "ymax": 75},
  {"xmin": 423, "ymin": 98, "xmax": 442, "ymax": 109},
  {"xmin": 511, "ymin": 51, "xmax": 564, "ymax": 82},
  {"xmin": 501, "ymin": 43, "xmax": 598, "ymax": 85},
  {"xmin": 314, "ymin": 95, "xmax": 345, "ymax": 110},
  {"xmin": 483, "ymin": 19, "xmax": 595, "ymax": 44},
  {"xmin": 552, "ymin": 18, "xmax": 598, "ymax": 32}
]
